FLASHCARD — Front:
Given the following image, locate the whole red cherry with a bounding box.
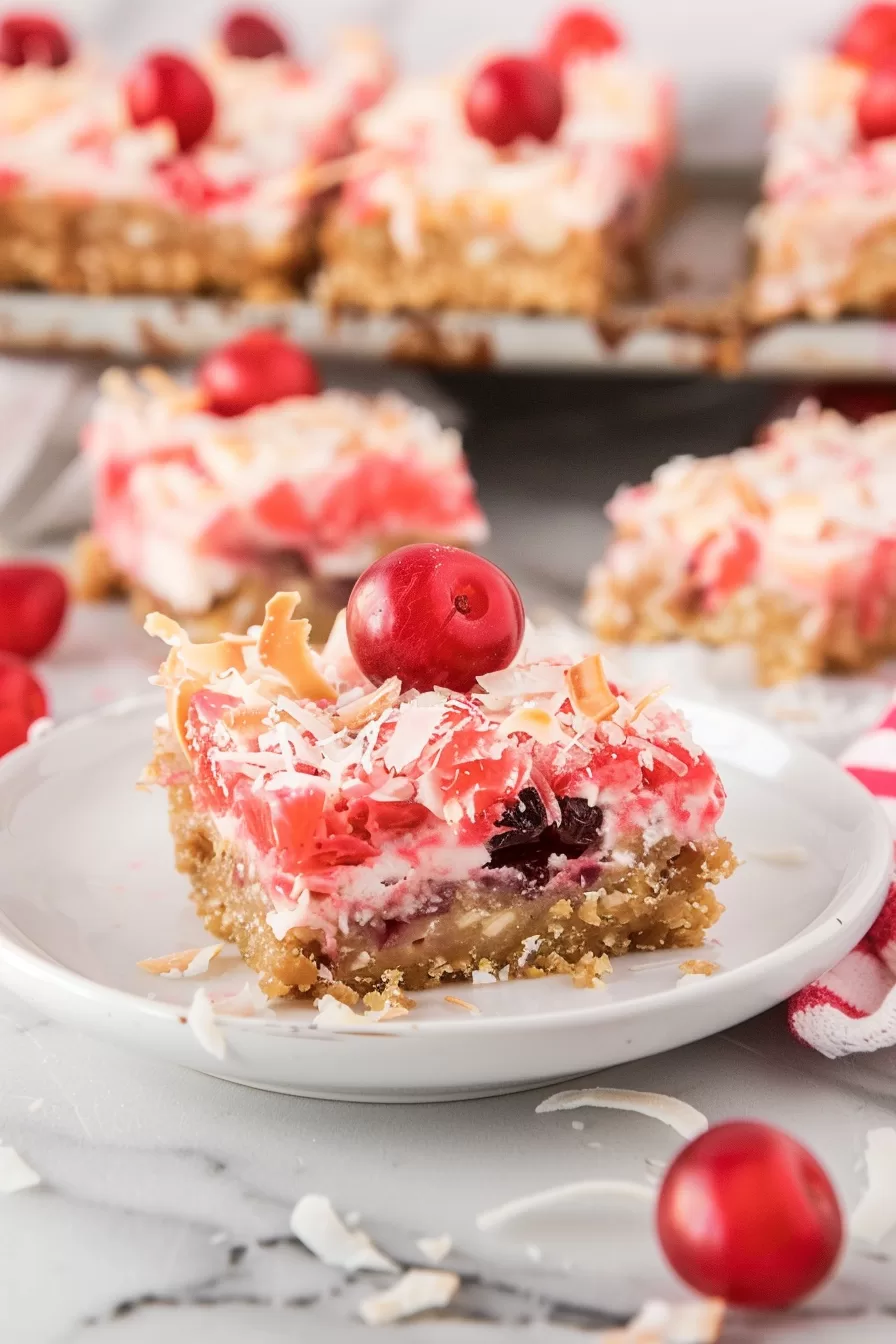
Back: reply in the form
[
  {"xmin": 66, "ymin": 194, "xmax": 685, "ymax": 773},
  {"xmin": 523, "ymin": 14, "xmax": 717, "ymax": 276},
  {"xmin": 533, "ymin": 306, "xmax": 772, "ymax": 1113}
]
[
  {"xmin": 198, "ymin": 330, "xmax": 320, "ymax": 417},
  {"xmin": 541, "ymin": 7, "xmax": 621, "ymax": 72},
  {"xmin": 125, "ymin": 52, "xmax": 215, "ymax": 153},
  {"xmin": 857, "ymin": 59, "xmax": 896, "ymax": 139},
  {"xmin": 221, "ymin": 9, "xmax": 288, "ymax": 60},
  {"xmin": 0, "ymin": 652, "xmax": 48, "ymax": 757},
  {"xmin": 346, "ymin": 544, "xmax": 525, "ymax": 694},
  {"xmin": 0, "ymin": 562, "xmax": 67, "ymax": 660},
  {"xmin": 837, "ymin": 2, "xmax": 896, "ymax": 66},
  {"xmin": 464, "ymin": 56, "xmax": 564, "ymax": 148},
  {"xmin": 657, "ymin": 1121, "xmax": 843, "ymax": 1309},
  {"xmin": 816, "ymin": 381, "xmax": 896, "ymax": 420},
  {"xmin": 0, "ymin": 12, "xmax": 71, "ymax": 68}
]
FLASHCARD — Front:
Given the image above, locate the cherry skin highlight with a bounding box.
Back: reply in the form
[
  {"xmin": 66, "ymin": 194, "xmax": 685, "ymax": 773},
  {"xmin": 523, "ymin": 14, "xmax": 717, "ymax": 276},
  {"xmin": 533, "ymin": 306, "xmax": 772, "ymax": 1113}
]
[
  {"xmin": 857, "ymin": 59, "xmax": 896, "ymax": 140},
  {"xmin": 541, "ymin": 7, "xmax": 621, "ymax": 72},
  {"xmin": 0, "ymin": 562, "xmax": 67, "ymax": 660},
  {"xmin": 656, "ymin": 1120, "xmax": 843, "ymax": 1309},
  {"xmin": 346, "ymin": 544, "xmax": 525, "ymax": 693},
  {"xmin": 198, "ymin": 330, "xmax": 320, "ymax": 417},
  {"xmin": 0, "ymin": 12, "xmax": 71, "ymax": 68},
  {"xmin": 0, "ymin": 653, "xmax": 48, "ymax": 757},
  {"xmin": 221, "ymin": 10, "xmax": 289, "ymax": 60},
  {"xmin": 464, "ymin": 56, "xmax": 564, "ymax": 148},
  {"xmin": 837, "ymin": 2, "xmax": 896, "ymax": 66},
  {"xmin": 125, "ymin": 52, "xmax": 216, "ymax": 153}
]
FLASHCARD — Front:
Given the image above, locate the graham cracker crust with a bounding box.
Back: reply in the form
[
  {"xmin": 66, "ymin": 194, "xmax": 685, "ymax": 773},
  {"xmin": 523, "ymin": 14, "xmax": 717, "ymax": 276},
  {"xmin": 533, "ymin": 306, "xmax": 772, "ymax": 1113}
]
[
  {"xmin": 162, "ymin": 761, "xmax": 734, "ymax": 1000},
  {"xmin": 587, "ymin": 565, "xmax": 896, "ymax": 686},
  {"xmin": 0, "ymin": 193, "xmax": 314, "ymax": 297},
  {"xmin": 318, "ymin": 212, "xmax": 650, "ymax": 317}
]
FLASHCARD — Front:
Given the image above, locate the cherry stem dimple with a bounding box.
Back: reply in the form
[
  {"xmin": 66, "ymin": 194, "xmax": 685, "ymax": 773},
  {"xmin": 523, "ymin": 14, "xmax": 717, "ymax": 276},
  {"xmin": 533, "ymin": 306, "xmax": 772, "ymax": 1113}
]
[{"xmin": 454, "ymin": 594, "xmax": 471, "ymax": 616}]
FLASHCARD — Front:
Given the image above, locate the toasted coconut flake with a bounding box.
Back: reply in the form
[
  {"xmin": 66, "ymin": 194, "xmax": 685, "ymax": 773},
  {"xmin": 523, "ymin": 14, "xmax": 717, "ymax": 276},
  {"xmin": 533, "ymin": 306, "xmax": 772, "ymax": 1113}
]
[
  {"xmin": 383, "ymin": 702, "xmax": 447, "ymax": 772},
  {"xmin": 138, "ymin": 944, "xmax": 222, "ymax": 978},
  {"xmin": 498, "ymin": 705, "xmax": 566, "ymax": 744},
  {"xmin": 477, "ymin": 1179, "xmax": 653, "ymax": 1232},
  {"xmin": 165, "ymin": 671, "xmax": 206, "ymax": 758},
  {"xmin": 609, "ymin": 1298, "xmax": 726, "ymax": 1343},
  {"xmin": 335, "ymin": 677, "xmax": 401, "ymax": 731},
  {"xmin": 187, "ymin": 987, "xmax": 226, "ymax": 1060},
  {"xmin": 314, "ymin": 993, "xmax": 361, "ymax": 1029},
  {"xmin": 850, "ymin": 1127, "xmax": 896, "ymax": 1244},
  {"xmin": 0, "ymin": 1145, "xmax": 40, "ymax": 1194},
  {"xmin": 212, "ymin": 981, "xmax": 271, "ymax": 1017},
  {"xmin": 566, "ymin": 654, "xmax": 619, "ymax": 724},
  {"xmin": 257, "ymin": 592, "xmax": 336, "ymax": 703},
  {"xmin": 290, "ymin": 1194, "xmax": 398, "ymax": 1273},
  {"xmin": 359, "ymin": 1269, "xmax": 460, "ymax": 1325},
  {"xmin": 417, "ymin": 1234, "xmax": 453, "ymax": 1263},
  {"xmin": 535, "ymin": 1088, "xmax": 707, "ymax": 1140},
  {"xmin": 625, "ymin": 685, "xmax": 669, "ymax": 726},
  {"xmin": 145, "ymin": 612, "xmax": 247, "ymax": 679},
  {"xmin": 444, "ymin": 996, "xmax": 481, "ymax": 1015},
  {"xmin": 678, "ymin": 960, "xmax": 720, "ymax": 978}
]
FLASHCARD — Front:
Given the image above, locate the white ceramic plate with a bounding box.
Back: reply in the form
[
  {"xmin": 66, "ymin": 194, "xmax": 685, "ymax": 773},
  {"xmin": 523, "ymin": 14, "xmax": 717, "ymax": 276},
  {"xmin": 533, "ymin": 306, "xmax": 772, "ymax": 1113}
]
[{"xmin": 0, "ymin": 696, "xmax": 889, "ymax": 1103}]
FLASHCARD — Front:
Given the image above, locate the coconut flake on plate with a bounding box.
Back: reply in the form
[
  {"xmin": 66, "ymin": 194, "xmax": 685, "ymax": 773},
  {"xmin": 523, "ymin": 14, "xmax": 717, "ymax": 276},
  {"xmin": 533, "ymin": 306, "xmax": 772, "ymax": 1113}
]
[
  {"xmin": 0, "ymin": 1145, "xmax": 40, "ymax": 1194},
  {"xmin": 476, "ymin": 1179, "xmax": 654, "ymax": 1232},
  {"xmin": 416, "ymin": 1233, "xmax": 453, "ymax": 1263},
  {"xmin": 608, "ymin": 1297, "xmax": 725, "ymax": 1343},
  {"xmin": 211, "ymin": 981, "xmax": 271, "ymax": 1017},
  {"xmin": 313, "ymin": 994, "xmax": 362, "ymax": 1029},
  {"xmin": 359, "ymin": 1268, "xmax": 460, "ymax": 1325},
  {"xmin": 850, "ymin": 1127, "xmax": 896, "ymax": 1244},
  {"xmin": 187, "ymin": 986, "xmax": 226, "ymax": 1060},
  {"xmin": 138, "ymin": 944, "xmax": 222, "ymax": 978},
  {"xmin": 289, "ymin": 1193, "xmax": 398, "ymax": 1273},
  {"xmin": 535, "ymin": 1087, "xmax": 708, "ymax": 1140}
]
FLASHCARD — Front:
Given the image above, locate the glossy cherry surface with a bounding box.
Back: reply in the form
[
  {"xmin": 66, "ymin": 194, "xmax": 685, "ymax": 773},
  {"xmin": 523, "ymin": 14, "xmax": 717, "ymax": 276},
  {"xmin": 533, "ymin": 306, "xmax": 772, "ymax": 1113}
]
[
  {"xmin": 657, "ymin": 1121, "xmax": 843, "ymax": 1308},
  {"xmin": 837, "ymin": 3, "xmax": 896, "ymax": 66},
  {"xmin": 0, "ymin": 12, "xmax": 71, "ymax": 67},
  {"xmin": 0, "ymin": 562, "xmax": 67, "ymax": 660},
  {"xmin": 346, "ymin": 544, "xmax": 525, "ymax": 693},
  {"xmin": 198, "ymin": 330, "xmax": 320, "ymax": 417},
  {"xmin": 541, "ymin": 7, "xmax": 621, "ymax": 71},
  {"xmin": 221, "ymin": 10, "xmax": 289, "ymax": 59},
  {"xmin": 464, "ymin": 56, "xmax": 564, "ymax": 148},
  {"xmin": 125, "ymin": 51, "xmax": 216, "ymax": 153},
  {"xmin": 0, "ymin": 653, "xmax": 48, "ymax": 757},
  {"xmin": 857, "ymin": 59, "xmax": 896, "ymax": 139}
]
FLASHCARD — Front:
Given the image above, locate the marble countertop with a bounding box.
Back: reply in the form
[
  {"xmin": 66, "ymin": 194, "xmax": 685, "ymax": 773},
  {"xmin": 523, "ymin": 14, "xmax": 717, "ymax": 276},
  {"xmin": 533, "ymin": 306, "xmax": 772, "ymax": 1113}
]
[{"xmin": 3, "ymin": 376, "xmax": 896, "ymax": 1342}]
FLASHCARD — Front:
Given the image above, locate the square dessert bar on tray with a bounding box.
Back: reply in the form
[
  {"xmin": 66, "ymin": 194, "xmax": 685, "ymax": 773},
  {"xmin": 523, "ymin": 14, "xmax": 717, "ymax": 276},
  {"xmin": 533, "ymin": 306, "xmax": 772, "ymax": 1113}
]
[
  {"xmin": 0, "ymin": 26, "xmax": 389, "ymax": 296},
  {"xmin": 585, "ymin": 402, "xmax": 896, "ymax": 686},
  {"xmin": 143, "ymin": 586, "xmax": 733, "ymax": 1000},
  {"xmin": 75, "ymin": 348, "xmax": 487, "ymax": 642},
  {"xmin": 749, "ymin": 4, "xmax": 896, "ymax": 322},
  {"xmin": 319, "ymin": 17, "xmax": 671, "ymax": 316}
]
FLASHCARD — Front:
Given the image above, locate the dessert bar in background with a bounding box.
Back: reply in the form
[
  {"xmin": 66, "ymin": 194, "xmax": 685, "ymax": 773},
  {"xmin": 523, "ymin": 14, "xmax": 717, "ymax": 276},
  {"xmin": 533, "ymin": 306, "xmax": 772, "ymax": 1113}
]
[
  {"xmin": 750, "ymin": 2, "xmax": 896, "ymax": 322},
  {"xmin": 320, "ymin": 8, "xmax": 671, "ymax": 316},
  {"xmin": 0, "ymin": 11, "xmax": 389, "ymax": 296},
  {"xmin": 144, "ymin": 545, "xmax": 734, "ymax": 1000},
  {"xmin": 75, "ymin": 331, "xmax": 486, "ymax": 640},
  {"xmin": 585, "ymin": 400, "xmax": 896, "ymax": 686}
]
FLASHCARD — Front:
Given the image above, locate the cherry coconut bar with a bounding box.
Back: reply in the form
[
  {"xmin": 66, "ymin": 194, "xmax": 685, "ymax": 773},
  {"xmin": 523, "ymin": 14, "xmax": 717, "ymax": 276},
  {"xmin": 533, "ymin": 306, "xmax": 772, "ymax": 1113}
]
[
  {"xmin": 0, "ymin": 19, "xmax": 388, "ymax": 296},
  {"xmin": 76, "ymin": 356, "xmax": 486, "ymax": 642},
  {"xmin": 585, "ymin": 401, "xmax": 896, "ymax": 686},
  {"xmin": 319, "ymin": 8, "xmax": 671, "ymax": 316},
  {"xmin": 749, "ymin": 4, "xmax": 896, "ymax": 323},
  {"xmin": 144, "ymin": 586, "xmax": 734, "ymax": 999}
]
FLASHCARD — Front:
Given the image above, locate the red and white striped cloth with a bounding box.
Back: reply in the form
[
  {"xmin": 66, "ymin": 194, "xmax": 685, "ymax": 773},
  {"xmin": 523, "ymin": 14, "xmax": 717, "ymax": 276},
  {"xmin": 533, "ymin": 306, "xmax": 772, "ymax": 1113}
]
[{"xmin": 788, "ymin": 702, "xmax": 896, "ymax": 1056}]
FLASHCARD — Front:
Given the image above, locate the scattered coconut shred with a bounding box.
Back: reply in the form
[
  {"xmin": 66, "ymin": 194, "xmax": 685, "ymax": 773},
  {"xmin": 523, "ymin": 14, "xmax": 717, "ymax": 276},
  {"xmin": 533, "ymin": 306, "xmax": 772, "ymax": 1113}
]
[
  {"xmin": 138, "ymin": 944, "xmax": 222, "ymax": 978},
  {"xmin": 850, "ymin": 1127, "xmax": 896, "ymax": 1245},
  {"xmin": 359, "ymin": 1269, "xmax": 460, "ymax": 1325},
  {"xmin": 0, "ymin": 1144, "xmax": 40, "ymax": 1194},
  {"xmin": 603, "ymin": 1297, "xmax": 726, "ymax": 1343},
  {"xmin": 416, "ymin": 1233, "xmax": 453, "ymax": 1263},
  {"xmin": 535, "ymin": 1087, "xmax": 708, "ymax": 1141},
  {"xmin": 290, "ymin": 1194, "xmax": 397, "ymax": 1273},
  {"xmin": 187, "ymin": 986, "xmax": 226, "ymax": 1060}
]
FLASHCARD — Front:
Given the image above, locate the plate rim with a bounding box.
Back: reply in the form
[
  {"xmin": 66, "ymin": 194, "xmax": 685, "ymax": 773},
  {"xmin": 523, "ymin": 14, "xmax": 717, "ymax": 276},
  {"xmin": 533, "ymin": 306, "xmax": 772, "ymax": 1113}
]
[{"xmin": 0, "ymin": 692, "xmax": 890, "ymax": 1040}]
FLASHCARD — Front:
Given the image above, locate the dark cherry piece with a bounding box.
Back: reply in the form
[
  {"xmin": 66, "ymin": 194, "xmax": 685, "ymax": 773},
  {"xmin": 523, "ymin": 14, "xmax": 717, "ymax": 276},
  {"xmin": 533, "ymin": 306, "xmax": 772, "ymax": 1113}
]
[
  {"xmin": 0, "ymin": 562, "xmax": 67, "ymax": 660},
  {"xmin": 0, "ymin": 652, "xmax": 48, "ymax": 757},
  {"xmin": 346, "ymin": 544, "xmax": 525, "ymax": 694},
  {"xmin": 464, "ymin": 56, "xmax": 564, "ymax": 148},
  {"xmin": 837, "ymin": 2, "xmax": 896, "ymax": 66},
  {"xmin": 541, "ymin": 7, "xmax": 621, "ymax": 71},
  {"xmin": 0, "ymin": 12, "xmax": 71, "ymax": 68},
  {"xmin": 487, "ymin": 792, "xmax": 603, "ymax": 887},
  {"xmin": 221, "ymin": 9, "xmax": 289, "ymax": 60},
  {"xmin": 657, "ymin": 1121, "xmax": 843, "ymax": 1308},
  {"xmin": 198, "ymin": 330, "xmax": 320, "ymax": 417},
  {"xmin": 125, "ymin": 51, "xmax": 216, "ymax": 153}
]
